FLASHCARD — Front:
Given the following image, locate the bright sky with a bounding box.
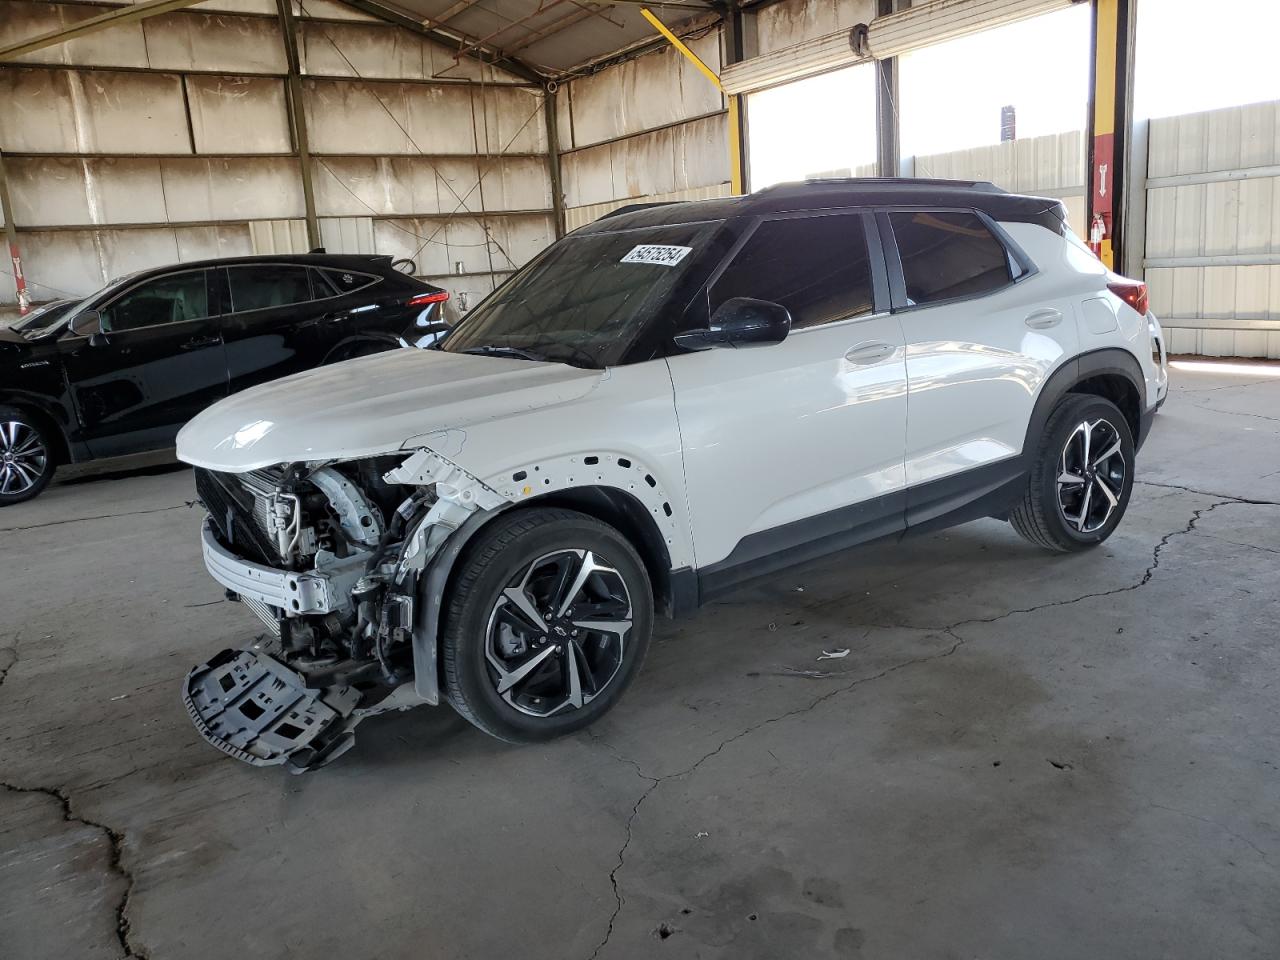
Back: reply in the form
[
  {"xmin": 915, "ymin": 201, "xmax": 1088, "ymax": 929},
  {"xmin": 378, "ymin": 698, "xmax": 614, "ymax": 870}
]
[{"xmin": 748, "ymin": 0, "xmax": 1280, "ymax": 189}]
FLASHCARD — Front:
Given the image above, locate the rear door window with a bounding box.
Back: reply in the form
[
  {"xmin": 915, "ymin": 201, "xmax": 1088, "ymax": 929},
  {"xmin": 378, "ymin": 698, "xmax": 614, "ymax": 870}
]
[
  {"xmin": 887, "ymin": 211, "xmax": 1012, "ymax": 306},
  {"xmin": 228, "ymin": 265, "xmax": 313, "ymax": 312},
  {"xmin": 709, "ymin": 213, "xmax": 874, "ymax": 330}
]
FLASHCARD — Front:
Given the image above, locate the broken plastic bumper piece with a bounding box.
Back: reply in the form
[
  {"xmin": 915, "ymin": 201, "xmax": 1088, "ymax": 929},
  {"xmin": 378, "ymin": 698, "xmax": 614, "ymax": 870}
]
[{"xmin": 184, "ymin": 648, "xmax": 362, "ymax": 772}]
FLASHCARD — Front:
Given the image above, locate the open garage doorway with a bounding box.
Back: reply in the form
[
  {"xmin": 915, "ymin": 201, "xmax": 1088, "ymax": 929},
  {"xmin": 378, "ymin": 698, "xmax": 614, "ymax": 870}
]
[
  {"xmin": 745, "ymin": 62, "xmax": 878, "ymax": 189},
  {"xmin": 898, "ymin": 3, "xmax": 1092, "ymax": 228}
]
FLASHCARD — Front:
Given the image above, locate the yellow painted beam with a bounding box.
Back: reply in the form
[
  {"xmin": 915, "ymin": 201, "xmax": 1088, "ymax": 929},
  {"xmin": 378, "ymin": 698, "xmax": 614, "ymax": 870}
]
[{"xmin": 640, "ymin": 6, "xmax": 744, "ymax": 194}]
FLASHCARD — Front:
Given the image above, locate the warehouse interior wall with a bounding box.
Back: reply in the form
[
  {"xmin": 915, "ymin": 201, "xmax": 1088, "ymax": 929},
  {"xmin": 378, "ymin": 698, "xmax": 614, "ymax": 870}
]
[
  {"xmin": 0, "ymin": 0, "xmax": 555, "ymax": 319},
  {"xmin": 555, "ymin": 28, "xmax": 732, "ymax": 230}
]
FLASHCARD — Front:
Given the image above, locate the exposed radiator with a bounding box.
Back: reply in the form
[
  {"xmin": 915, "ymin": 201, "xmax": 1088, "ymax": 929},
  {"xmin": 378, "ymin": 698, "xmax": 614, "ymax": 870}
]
[{"xmin": 194, "ymin": 467, "xmax": 285, "ymax": 567}]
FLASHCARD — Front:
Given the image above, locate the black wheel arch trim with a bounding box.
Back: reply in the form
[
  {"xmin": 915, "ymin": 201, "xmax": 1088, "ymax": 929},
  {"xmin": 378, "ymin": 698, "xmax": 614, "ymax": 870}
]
[
  {"xmin": 1023, "ymin": 348, "xmax": 1147, "ymax": 460},
  {"xmin": 0, "ymin": 393, "xmax": 75, "ymax": 465}
]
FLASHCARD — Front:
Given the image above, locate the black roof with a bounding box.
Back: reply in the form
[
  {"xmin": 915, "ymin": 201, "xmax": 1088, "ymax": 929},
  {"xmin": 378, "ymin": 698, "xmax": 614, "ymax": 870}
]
[{"xmin": 581, "ymin": 178, "xmax": 1065, "ymax": 233}]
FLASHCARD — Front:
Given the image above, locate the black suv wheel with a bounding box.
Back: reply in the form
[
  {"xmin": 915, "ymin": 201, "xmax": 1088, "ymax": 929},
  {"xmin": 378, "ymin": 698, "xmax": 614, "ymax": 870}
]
[
  {"xmin": 1009, "ymin": 394, "xmax": 1135, "ymax": 552},
  {"xmin": 440, "ymin": 508, "xmax": 653, "ymax": 742},
  {"xmin": 0, "ymin": 406, "xmax": 55, "ymax": 506}
]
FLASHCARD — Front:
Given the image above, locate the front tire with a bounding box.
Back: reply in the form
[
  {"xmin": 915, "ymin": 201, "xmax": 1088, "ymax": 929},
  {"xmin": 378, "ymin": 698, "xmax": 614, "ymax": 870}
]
[
  {"xmin": 0, "ymin": 406, "xmax": 56, "ymax": 506},
  {"xmin": 440, "ymin": 508, "xmax": 654, "ymax": 742},
  {"xmin": 1009, "ymin": 394, "xmax": 1135, "ymax": 552}
]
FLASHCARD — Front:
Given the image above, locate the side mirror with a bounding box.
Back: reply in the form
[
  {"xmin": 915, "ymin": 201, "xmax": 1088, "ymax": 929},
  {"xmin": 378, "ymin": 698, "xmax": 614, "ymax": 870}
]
[
  {"xmin": 69, "ymin": 309, "xmax": 102, "ymax": 339},
  {"xmin": 674, "ymin": 297, "xmax": 792, "ymax": 351}
]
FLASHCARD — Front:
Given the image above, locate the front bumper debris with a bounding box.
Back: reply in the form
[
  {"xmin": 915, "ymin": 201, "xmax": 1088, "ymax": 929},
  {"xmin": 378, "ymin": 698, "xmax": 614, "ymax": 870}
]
[
  {"xmin": 200, "ymin": 521, "xmax": 362, "ymax": 616},
  {"xmin": 184, "ymin": 648, "xmax": 362, "ymax": 772}
]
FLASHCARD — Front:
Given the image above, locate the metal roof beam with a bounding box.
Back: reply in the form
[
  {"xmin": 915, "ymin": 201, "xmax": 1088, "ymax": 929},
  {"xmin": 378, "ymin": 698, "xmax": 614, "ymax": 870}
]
[
  {"xmin": 337, "ymin": 0, "xmax": 548, "ymax": 82},
  {"xmin": 0, "ymin": 0, "xmax": 209, "ymax": 61}
]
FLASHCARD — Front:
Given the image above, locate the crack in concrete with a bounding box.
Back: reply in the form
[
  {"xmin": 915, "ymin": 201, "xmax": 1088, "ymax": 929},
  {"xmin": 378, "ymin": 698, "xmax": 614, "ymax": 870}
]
[
  {"xmin": 0, "ymin": 781, "xmax": 147, "ymax": 958},
  {"xmin": 1135, "ymin": 480, "xmax": 1280, "ymax": 506},
  {"xmin": 582, "ymin": 492, "xmax": 1268, "ymax": 956},
  {"xmin": 1186, "ymin": 401, "xmax": 1280, "ymax": 424},
  {"xmin": 1142, "ymin": 797, "xmax": 1274, "ymax": 866},
  {"xmin": 0, "ymin": 501, "xmax": 193, "ymax": 533},
  {"xmin": 582, "ymin": 631, "xmax": 965, "ymax": 959}
]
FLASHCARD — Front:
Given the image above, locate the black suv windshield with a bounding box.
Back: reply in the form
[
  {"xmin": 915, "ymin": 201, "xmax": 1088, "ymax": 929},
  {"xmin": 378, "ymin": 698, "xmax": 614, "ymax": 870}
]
[{"xmin": 441, "ymin": 221, "xmax": 717, "ymax": 367}]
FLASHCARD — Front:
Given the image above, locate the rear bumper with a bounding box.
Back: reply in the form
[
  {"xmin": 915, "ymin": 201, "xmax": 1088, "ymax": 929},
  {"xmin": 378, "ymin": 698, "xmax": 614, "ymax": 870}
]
[
  {"xmin": 200, "ymin": 521, "xmax": 359, "ymax": 615},
  {"xmin": 1137, "ymin": 396, "xmax": 1164, "ymax": 452}
]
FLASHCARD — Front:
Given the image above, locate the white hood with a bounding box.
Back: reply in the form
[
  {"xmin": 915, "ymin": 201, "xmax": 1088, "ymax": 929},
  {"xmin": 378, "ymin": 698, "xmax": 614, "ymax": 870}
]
[{"xmin": 177, "ymin": 348, "xmax": 602, "ymax": 472}]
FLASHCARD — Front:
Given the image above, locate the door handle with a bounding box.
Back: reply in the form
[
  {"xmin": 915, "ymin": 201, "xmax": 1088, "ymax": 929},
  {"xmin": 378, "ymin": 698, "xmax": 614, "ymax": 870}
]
[
  {"xmin": 180, "ymin": 336, "xmax": 220, "ymax": 350},
  {"xmin": 844, "ymin": 342, "xmax": 896, "ymax": 365},
  {"xmin": 1024, "ymin": 308, "xmax": 1063, "ymax": 329}
]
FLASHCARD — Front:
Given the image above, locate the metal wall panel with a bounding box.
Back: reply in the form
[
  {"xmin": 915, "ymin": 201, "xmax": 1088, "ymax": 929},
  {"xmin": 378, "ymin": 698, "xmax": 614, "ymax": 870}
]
[
  {"xmin": 0, "ymin": 8, "xmax": 551, "ymax": 307},
  {"xmin": 0, "ymin": 67, "xmax": 190, "ymax": 153},
  {"xmin": 561, "ymin": 113, "xmax": 730, "ymax": 209},
  {"xmin": 755, "ymin": 0, "xmax": 878, "ymax": 58},
  {"xmin": 1145, "ymin": 100, "xmax": 1280, "ymax": 356},
  {"xmin": 311, "ymin": 155, "xmax": 550, "ymax": 217},
  {"xmin": 0, "ymin": 1, "xmax": 152, "ymax": 68},
  {"xmin": 249, "ymin": 218, "xmax": 309, "ymax": 254},
  {"xmin": 561, "ymin": 33, "xmax": 724, "ymax": 150},
  {"xmin": 302, "ymin": 78, "xmax": 479, "ymax": 154},
  {"xmin": 186, "ymin": 74, "xmax": 293, "ymax": 153},
  {"xmin": 564, "ymin": 182, "xmax": 734, "ymax": 231}
]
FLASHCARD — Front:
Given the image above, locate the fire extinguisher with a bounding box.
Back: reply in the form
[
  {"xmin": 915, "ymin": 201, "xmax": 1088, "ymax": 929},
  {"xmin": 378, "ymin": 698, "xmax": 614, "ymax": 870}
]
[{"xmin": 1088, "ymin": 213, "xmax": 1106, "ymax": 259}]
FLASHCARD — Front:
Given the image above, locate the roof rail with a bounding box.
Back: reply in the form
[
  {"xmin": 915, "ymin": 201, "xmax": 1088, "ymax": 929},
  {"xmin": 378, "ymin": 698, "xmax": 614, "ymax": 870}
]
[
  {"xmin": 756, "ymin": 177, "xmax": 1006, "ymax": 195},
  {"xmin": 598, "ymin": 201, "xmax": 680, "ymax": 221}
]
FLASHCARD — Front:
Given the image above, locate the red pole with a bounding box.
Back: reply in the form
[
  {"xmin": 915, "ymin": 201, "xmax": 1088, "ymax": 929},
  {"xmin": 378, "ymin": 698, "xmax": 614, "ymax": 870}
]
[{"xmin": 9, "ymin": 240, "xmax": 30, "ymax": 315}]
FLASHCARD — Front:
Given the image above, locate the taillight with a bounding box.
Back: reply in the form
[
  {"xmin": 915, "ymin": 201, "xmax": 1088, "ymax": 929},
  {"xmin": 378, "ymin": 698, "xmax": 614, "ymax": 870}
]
[
  {"xmin": 408, "ymin": 291, "xmax": 449, "ymax": 307},
  {"xmin": 1107, "ymin": 279, "xmax": 1149, "ymax": 316}
]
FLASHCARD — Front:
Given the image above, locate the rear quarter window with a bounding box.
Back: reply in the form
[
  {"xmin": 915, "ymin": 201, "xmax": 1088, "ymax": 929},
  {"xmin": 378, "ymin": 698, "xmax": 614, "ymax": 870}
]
[
  {"xmin": 316, "ymin": 268, "xmax": 380, "ymax": 296},
  {"xmin": 889, "ymin": 210, "xmax": 1012, "ymax": 306}
]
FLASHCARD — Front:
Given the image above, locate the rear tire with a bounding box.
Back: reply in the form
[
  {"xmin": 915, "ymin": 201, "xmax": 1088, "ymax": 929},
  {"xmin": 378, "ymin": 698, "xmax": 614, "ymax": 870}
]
[
  {"xmin": 0, "ymin": 406, "xmax": 56, "ymax": 506},
  {"xmin": 440, "ymin": 508, "xmax": 653, "ymax": 743},
  {"xmin": 1009, "ymin": 394, "xmax": 1135, "ymax": 552}
]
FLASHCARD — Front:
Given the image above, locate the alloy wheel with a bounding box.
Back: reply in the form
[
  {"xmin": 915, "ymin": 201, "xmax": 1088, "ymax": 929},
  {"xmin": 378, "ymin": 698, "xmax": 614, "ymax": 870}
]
[
  {"xmin": 484, "ymin": 549, "xmax": 633, "ymax": 718},
  {"xmin": 0, "ymin": 420, "xmax": 48, "ymax": 496},
  {"xmin": 1056, "ymin": 417, "xmax": 1126, "ymax": 534}
]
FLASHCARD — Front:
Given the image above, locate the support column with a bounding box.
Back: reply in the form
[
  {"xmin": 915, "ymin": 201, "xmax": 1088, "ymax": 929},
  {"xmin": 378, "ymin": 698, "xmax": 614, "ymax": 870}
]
[
  {"xmin": 277, "ymin": 0, "xmax": 321, "ymax": 251},
  {"xmin": 722, "ymin": 3, "xmax": 747, "ymax": 194},
  {"xmin": 0, "ymin": 150, "xmax": 30, "ymax": 315},
  {"xmin": 1087, "ymin": 0, "xmax": 1136, "ymax": 271},
  {"xmin": 874, "ymin": 0, "xmax": 900, "ymax": 178},
  {"xmin": 543, "ymin": 86, "xmax": 566, "ymax": 239}
]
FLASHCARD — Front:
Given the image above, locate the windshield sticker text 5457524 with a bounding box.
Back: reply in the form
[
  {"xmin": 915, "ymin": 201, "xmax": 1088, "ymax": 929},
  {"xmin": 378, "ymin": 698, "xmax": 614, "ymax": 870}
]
[{"xmin": 620, "ymin": 244, "xmax": 693, "ymax": 267}]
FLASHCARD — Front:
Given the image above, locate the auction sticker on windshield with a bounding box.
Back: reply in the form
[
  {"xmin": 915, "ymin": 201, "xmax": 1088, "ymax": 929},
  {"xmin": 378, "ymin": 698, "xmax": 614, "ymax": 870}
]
[{"xmin": 620, "ymin": 245, "xmax": 692, "ymax": 267}]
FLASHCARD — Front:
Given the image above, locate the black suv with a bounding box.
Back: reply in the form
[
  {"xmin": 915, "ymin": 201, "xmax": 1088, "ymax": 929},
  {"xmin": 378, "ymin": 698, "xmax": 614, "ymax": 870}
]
[{"xmin": 0, "ymin": 254, "xmax": 448, "ymax": 504}]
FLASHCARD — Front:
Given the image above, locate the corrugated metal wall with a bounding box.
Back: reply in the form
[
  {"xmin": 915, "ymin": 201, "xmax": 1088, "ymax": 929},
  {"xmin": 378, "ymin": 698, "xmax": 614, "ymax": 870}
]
[
  {"xmin": 908, "ymin": 131, "xmax": 1086, "ymax": 230},
  {"xmin": 1143, "ymin": 99, "xmax": 1280, "ymax": 358},
  {"xmin": 0, "ymin": 0, "xmax": 552, "ymax": 320},
  {"xmin": 557, "ymin": 30, "xmax": 733, "ymax": 229}
]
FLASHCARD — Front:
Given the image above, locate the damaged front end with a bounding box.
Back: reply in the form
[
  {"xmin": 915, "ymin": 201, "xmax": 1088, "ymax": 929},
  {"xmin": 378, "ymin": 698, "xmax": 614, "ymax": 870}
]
[{"xmin": 184, "ymin": 449, "xmax": 505, "ymax": 772}]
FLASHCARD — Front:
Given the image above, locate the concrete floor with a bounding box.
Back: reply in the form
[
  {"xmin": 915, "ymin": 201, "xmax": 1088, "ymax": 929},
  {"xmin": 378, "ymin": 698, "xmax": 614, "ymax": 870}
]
[{"xmin": 2, "ymin": 361, "xmax": 1277, "ymax": 960}]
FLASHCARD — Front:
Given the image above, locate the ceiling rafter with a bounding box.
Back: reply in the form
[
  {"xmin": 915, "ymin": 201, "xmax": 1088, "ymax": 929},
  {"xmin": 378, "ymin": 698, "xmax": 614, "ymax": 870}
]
[{"xmin": 337, "ymin": 0, "xmax": 548, "ymax": 82}]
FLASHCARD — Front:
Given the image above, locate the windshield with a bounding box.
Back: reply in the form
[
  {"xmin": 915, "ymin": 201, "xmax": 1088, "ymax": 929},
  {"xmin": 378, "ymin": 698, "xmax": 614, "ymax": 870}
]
[
  {"xmin": 440, "ymin": 221, "xmax": 718, "ymax": 367},
  {"xmin": 14, "ymin": 300, "xmax": 78, "ymax": 338}
]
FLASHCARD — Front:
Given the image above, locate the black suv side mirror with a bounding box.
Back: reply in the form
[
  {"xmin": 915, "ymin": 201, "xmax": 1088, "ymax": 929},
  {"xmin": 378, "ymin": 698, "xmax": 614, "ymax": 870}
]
[
  {"xmin": 674, "ymin": 297, "xmax": 792, "ymax": 352},
  {"xmin": 69, "ymin": 309, "xmax": 103, "ymax": 340}
]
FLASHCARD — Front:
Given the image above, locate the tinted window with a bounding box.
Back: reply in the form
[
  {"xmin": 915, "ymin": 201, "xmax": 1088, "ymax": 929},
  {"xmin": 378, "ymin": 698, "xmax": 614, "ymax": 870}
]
[
  {"xmin": 101, "ymin": 271, "xmax": 209, "ymax": 332},
  {"xmin": 228, "ymin": 265, "xmax": 313, "ymax": 312},
  {"xmin": 317, "ymin": 268, "xmax": 379, "ymax": 295},
  {"xmin": 441, "ymin": 222, "xmax": 715, "ymax": 367},
  {"xmin": 889, "ymin": 211, "xmax": 1011, "ymax": 305},
  {"xmin": 710, "ymin": 214, "xmax": 873, "ymax": 330}
]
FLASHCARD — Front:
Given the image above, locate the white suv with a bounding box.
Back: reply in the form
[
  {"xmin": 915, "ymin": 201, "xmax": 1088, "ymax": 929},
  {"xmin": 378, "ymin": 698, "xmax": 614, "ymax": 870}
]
[{"xmin": 177, "ymin": 179, "xmax": 1169, "ymax": 770}]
